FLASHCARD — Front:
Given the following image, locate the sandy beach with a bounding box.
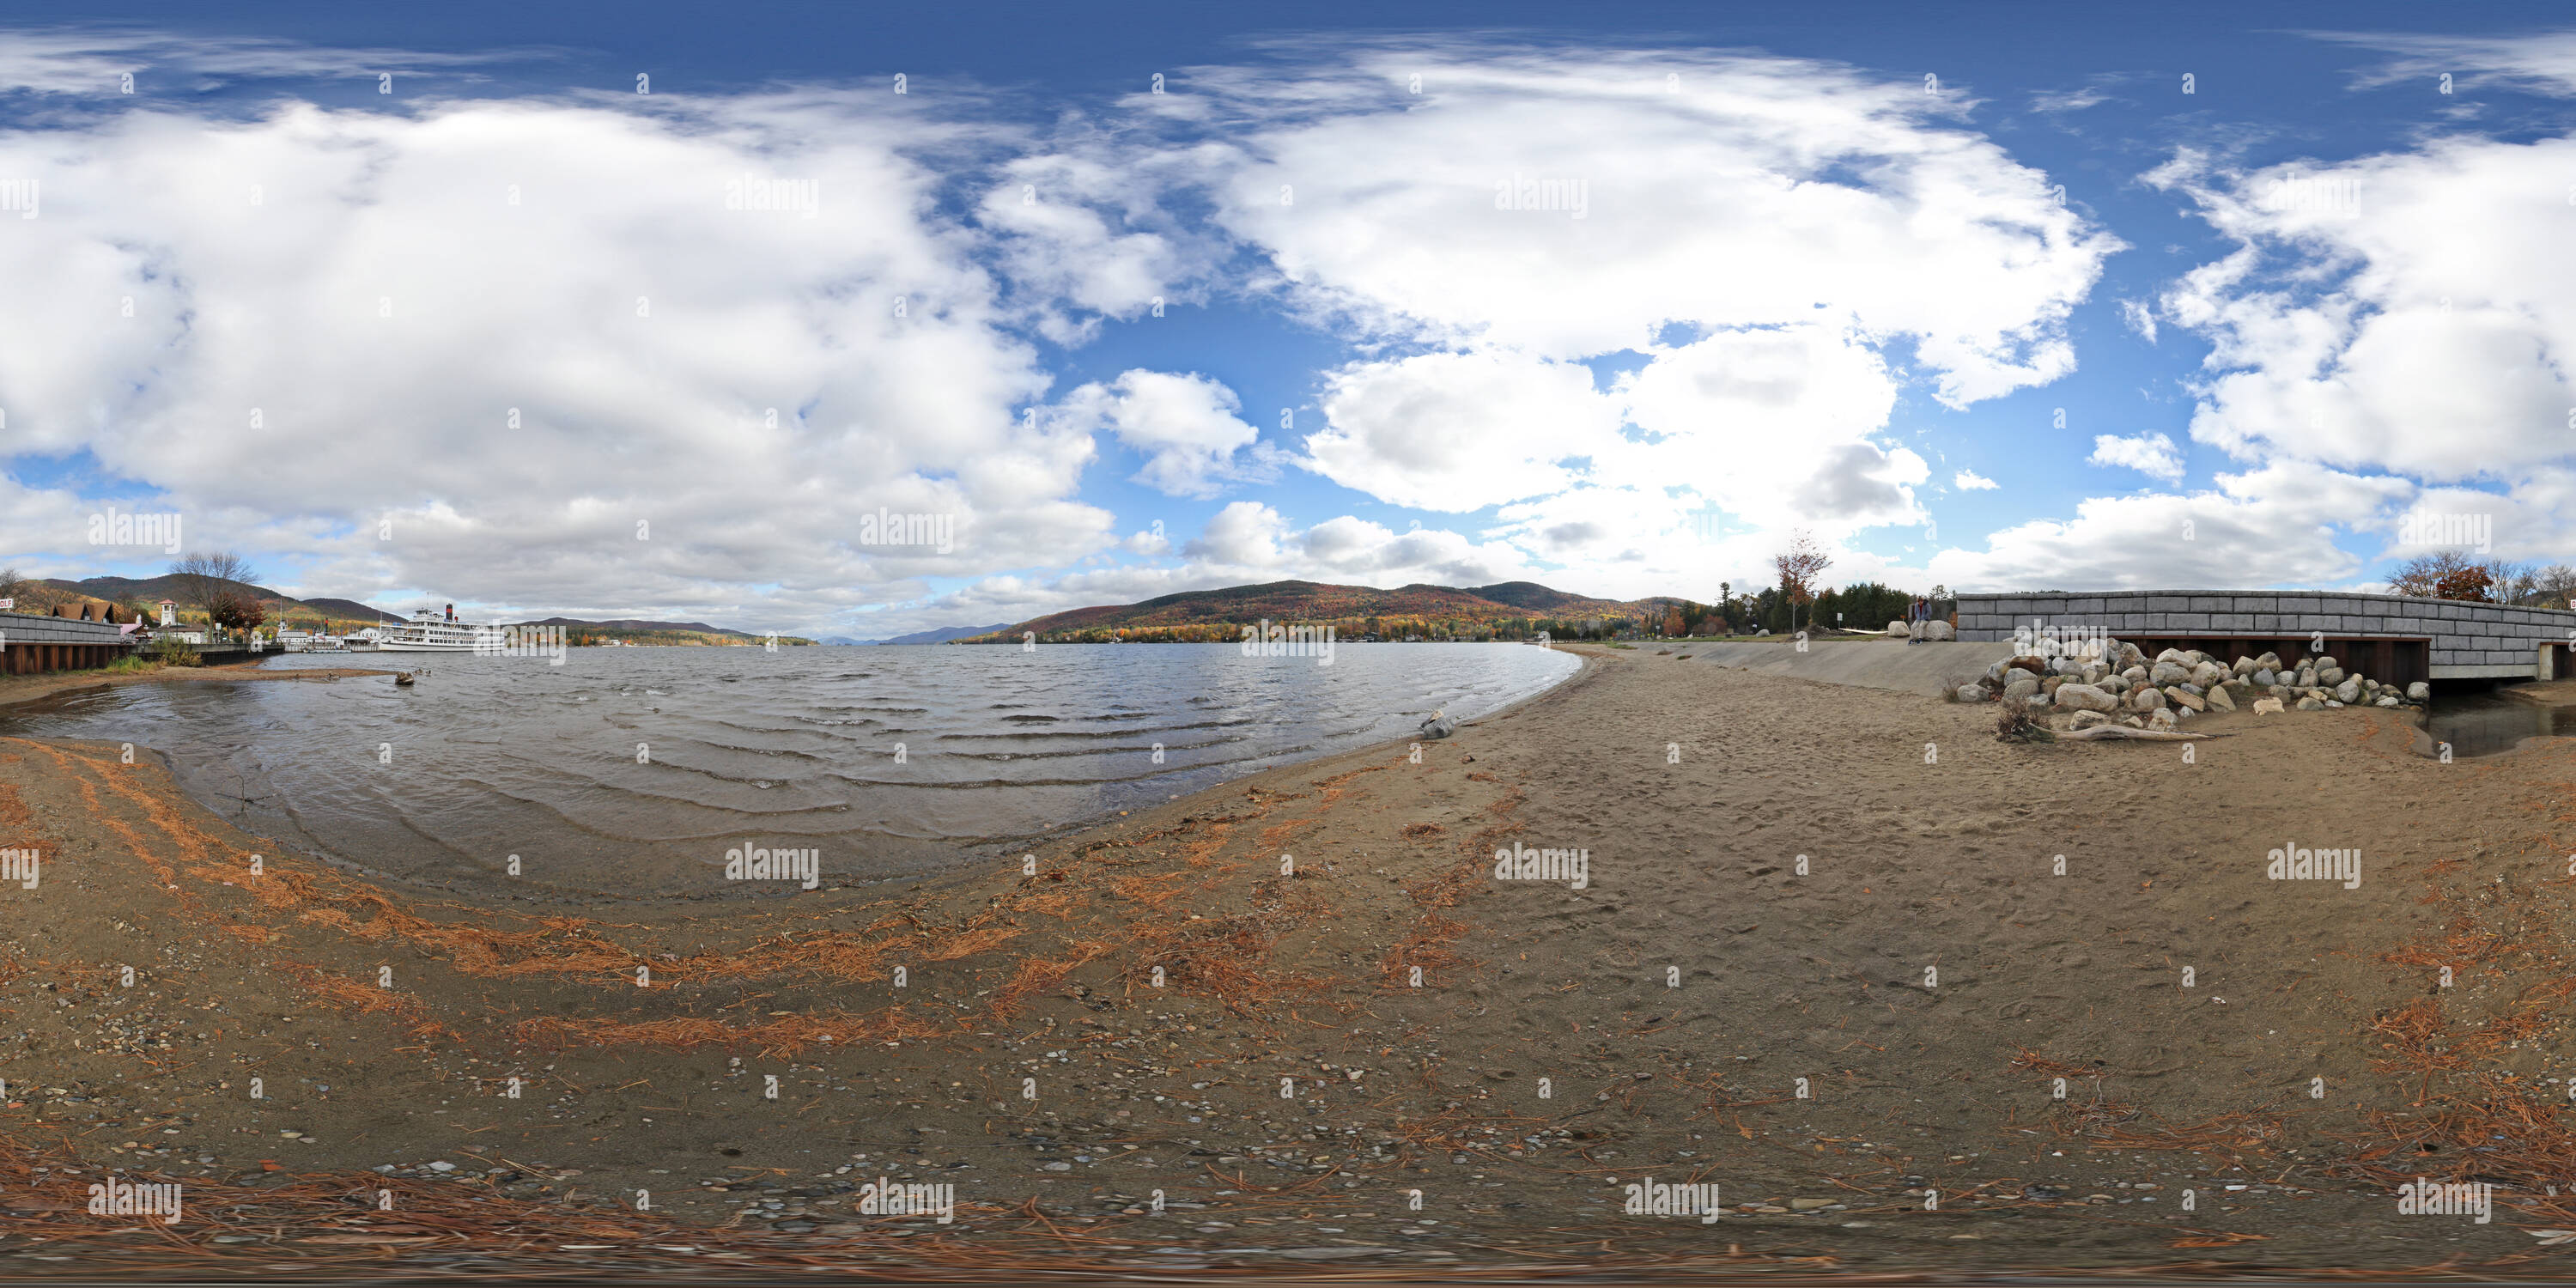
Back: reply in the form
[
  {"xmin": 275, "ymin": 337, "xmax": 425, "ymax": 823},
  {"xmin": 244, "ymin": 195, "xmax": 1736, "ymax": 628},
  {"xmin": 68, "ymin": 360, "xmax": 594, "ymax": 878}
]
[{"xmin": 5, "ymin": 646, "xmax": 2576, "ymax": 1278}]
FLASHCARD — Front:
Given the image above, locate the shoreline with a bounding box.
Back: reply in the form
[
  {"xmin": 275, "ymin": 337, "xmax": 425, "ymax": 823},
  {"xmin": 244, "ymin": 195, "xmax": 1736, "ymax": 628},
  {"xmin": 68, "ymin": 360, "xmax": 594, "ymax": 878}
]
[
  {"xmin": 0, "ymin": 661, "xmax": 402, "ymax": 714},
  {"xmin": 5, "ymin": 645, "xmax": 2576, "ymax": 1274},
  {"xmin": 1, "ymin": 645, "xmax": 1594, "ymax": 907}
]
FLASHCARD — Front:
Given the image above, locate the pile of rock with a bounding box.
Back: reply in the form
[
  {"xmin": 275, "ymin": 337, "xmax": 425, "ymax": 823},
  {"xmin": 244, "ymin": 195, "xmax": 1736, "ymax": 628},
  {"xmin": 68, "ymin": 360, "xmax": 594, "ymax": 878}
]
[
  {"xmin": 1885, "ymin": 619, "xmax": 1957, "ymax": 641},
  {"xmin": 1953, "ymin": 637, "xmax": 2430, "ymax": 732}
]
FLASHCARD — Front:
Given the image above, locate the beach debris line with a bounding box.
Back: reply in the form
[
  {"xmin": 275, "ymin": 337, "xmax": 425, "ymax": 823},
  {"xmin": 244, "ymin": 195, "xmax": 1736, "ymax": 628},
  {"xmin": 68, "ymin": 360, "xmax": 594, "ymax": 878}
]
[{"xmin": 1958, "ymin": 635, "xmax": 2427, "ymax": 733}]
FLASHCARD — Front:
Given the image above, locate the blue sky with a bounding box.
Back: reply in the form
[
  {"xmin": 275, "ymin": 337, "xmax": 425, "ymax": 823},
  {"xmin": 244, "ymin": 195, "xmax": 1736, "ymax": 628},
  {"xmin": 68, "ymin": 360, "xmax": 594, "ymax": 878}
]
[{"xmin": 3, "ymin": 2, "xmax": 2572, "ymax": 636}]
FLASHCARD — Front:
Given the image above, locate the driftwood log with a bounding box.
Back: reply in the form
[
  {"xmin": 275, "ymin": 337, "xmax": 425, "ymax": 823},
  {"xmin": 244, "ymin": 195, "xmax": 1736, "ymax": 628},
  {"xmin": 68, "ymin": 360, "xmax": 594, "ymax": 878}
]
[{"xmin": 2057, "ymin": 726, "xmax": 2233, "ymax": 742}]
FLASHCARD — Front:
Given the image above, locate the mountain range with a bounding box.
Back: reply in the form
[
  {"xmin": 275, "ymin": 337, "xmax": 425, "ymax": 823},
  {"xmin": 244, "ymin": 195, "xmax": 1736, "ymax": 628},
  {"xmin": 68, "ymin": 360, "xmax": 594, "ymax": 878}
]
[{"xmin": 958, "ymin": 580, "xmax": 1669, "ymax": 643}]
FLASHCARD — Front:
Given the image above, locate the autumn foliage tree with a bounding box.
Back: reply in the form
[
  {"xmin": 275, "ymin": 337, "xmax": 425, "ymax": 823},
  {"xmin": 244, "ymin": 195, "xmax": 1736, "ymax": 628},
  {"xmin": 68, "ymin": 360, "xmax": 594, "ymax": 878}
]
[
  {"xmin": 2387, "ymin": 550, "xmax": 2494, "ymax": 602},
  {"xmin": 1771, "ymin": 532, "xmax": 1832, "ymax": 634}
]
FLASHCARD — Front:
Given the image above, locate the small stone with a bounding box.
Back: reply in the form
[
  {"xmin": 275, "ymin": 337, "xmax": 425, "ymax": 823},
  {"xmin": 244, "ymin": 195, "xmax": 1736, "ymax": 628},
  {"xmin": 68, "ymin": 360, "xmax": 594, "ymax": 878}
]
[
  {"xmin": 2297, "ymin": 696, "xmax": 2324, "ymax": 711},
  {"xmin": 2069, "ymin": 710, "xmax": 2111, "ymax": 731},
  {"xmin": 2203, "ymin": 684, "xmax": 2235, "ymax": 711},
  {"xmin": 2408, "ymin": 681, "xmax": 2430, "ymax": 701},
  {"xmin": 2251, "ymin": 668, "xmax": 2277, "ymax": 687},
  {"xmin": 2130, "ymin": 687, "xmax": 2166, "ymax": 712},
  {"xmin": 1789, "ymin": 1198, "xmax": 1837, "ymax": 1210}
]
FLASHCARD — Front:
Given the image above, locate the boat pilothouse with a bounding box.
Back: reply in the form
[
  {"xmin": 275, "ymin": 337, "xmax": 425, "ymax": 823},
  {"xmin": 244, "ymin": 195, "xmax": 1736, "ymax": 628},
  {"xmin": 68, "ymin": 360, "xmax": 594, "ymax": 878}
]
[{"xmin": 374, "ymin": 604, "xmax": 498, "ymax": 653}]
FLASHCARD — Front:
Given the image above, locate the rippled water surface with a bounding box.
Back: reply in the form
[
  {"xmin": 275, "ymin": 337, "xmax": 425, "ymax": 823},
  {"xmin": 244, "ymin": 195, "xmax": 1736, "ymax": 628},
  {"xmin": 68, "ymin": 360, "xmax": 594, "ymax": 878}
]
[{"xmin": 2, "ymin": 643, "xmax": 1577, "ymax": 896}]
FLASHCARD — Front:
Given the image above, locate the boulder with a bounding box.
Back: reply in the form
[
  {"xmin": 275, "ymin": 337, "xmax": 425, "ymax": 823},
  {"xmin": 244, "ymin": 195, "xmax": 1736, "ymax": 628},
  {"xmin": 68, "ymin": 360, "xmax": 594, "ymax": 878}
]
[
  {"xmin": 2255, "ymin": 651, "xmax": 2282, "ymax": 671},
  {"xmin": 2296, "ymin": 696, "xmax": 2325, "ymax": 711},
  {"xmin": 1956, "ymin": 683, "xmax": 1990, "ymax": 703},
  {"xmin": 2165, "ymin": 686, "xmax": 2205, "ymax": 712},
  {"xmin": 2204, "ymin": 684, "xmax": 2236, "ymax": 712},
  {"xmin": 2148, "ymin": 708, "xmax": 2179, "ymax": 731},
  {"xmin": 2333, "ymin": 677, "xmax": 2362, "ymax": 704},
  {"xmin": 2130, "ymin": 687, "xmax": 2166, "ymax": 712},
  {"xmin": 2008, "ymin": 654, "xmax": 2049, "ymax": 675},
  {"xmin": 2232, "ymin": 655, "xmax": 2258, "ymax": 676},
  {"xmin": 2325, "ymin": 699, "xmax": 2345, "ymax": 708},
  {"xmin": 1887, "ymin": 620, "xmax": 1911, "ymax": 638},
  {"xmin": 2119, "ymin": 714, "xmax": 2144, "ymax": 728},
  {"xmin": 2190, "ymin": 660, "xmax": 2228, "ymax": 690},
  {"xmin": 2055, "ymin": 683, "xmax": 2118, "ymax": 713},
  {"xmin": 2251, "ymin": 668, "xmax": 2277, "ymax": 687},
  {"xmin": 2101, "ymin": 674, "xmax": 2130, "ymax": 695},
  {"xmin": 2374, "ymin": 696, "xmax": 2401, "ymax": 708},
  {"xmin": 2080, "ymin": 663, "xmax": 2106, "ymax": 685},
  {"xmin": 2252, "ymin": 696, "xmax": 2285, "ymax": 714},
  {"xmin": 2407, "ymin": 682, "xmax": 2430, "ymax": 701},
  {"xmin": 2314, "ymin": 654, "xmax": 2337, "ymax": 673},
  {"xmin": 1921, "ymin": 619, "xmax": 1954, "ymax": 641},
  {"xmin": 2122, "ymin": 665, "xmax": 2148, "ymax": 683},
  {"xmin": 2041, "ymin": 675, "xmax": 2067, "ymax": 697},
  {"xmin": 2069, "ymin": 709, "xmax": 2113, "ymax": 731},
  {"xmin": 2317, "ymin": 666, "xmax": 2345, "ymax": 687},
  {"xmin": 2002, "ymin": 677, "xmax": 2042, "ymax": 702},
  {"xmin": 2149, "ymin": 660, "xmax": 2192, "ymax": 686}
]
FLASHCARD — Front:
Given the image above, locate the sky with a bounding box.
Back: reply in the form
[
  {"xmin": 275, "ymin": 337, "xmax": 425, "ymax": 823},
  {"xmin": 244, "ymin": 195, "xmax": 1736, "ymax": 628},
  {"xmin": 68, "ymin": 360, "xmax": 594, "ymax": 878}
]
[{"xmin": 3, "ymin": 1, "xmax": 2573, "ymax": 639}]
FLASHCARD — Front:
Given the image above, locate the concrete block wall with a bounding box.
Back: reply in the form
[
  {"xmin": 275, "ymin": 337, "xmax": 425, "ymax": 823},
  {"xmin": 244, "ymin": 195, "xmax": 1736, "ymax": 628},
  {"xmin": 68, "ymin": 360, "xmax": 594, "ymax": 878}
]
[
  {"xmin": 1955, "ymin": 590, "xmax": 2576, "ymax": 679},
  {"xmin": 0, "ymin": 609, "xmax": 139, "ymax": 677}
]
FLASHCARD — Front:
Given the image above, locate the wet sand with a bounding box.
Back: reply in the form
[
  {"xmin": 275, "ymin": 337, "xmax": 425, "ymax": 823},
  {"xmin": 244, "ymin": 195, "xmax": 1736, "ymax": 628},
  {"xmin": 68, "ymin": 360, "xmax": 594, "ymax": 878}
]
[{"xmin": 5, "ymin": 646, "xmax": 2576, "ymax": 1278}]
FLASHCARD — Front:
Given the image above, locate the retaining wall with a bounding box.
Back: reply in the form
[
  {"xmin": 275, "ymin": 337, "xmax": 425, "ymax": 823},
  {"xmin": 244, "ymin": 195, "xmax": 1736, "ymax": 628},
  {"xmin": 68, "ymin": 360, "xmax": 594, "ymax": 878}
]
[{"xmin": 1956, "ymin": 591, "xmax": 2576, "ymax": 681}]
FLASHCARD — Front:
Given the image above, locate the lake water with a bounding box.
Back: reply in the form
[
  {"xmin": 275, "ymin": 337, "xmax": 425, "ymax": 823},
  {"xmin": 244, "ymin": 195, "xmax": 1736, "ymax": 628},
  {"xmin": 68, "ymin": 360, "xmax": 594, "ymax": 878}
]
[
  {"xmin": 1, "ymin": 642, "xmax": 1577, "ymax": 899},
  {"xmin": 2417, "ymin": 691, "xmax": 2576, "ymax": 759}
]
